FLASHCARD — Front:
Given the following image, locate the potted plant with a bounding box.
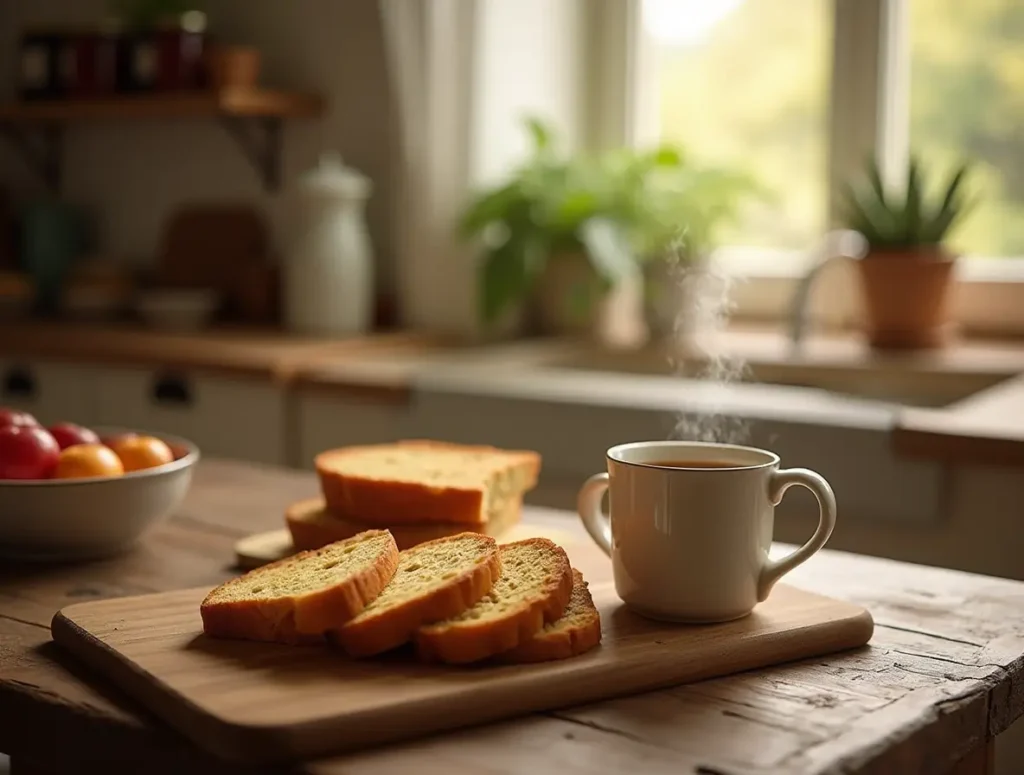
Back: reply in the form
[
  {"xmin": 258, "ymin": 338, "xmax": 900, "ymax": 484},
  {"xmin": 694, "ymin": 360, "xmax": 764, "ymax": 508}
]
[
  {"xmin": 459, "ymin": 119, "xmax": 636, "ymax": 339},
  {"xmin": 459, "ymin": 118, "xmax": 755, "ymax": 342},
  {"xmin": 638, "ymin": 164, "xmax": 757, "ymax": 341},
  {"xmin": 841, "ymin": 156, "xmax": 974, "ymax": 349}
]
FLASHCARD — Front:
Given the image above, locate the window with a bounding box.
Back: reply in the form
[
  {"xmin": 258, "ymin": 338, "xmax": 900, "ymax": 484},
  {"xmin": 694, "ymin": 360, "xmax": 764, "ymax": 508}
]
[
  {"xmin": 909, "ymin": 0, "xmax": 1024, "ymax": 258},
  {"xmin": 642, "ymin": 0, "xmax": 831, "ymax": 250},
  {"xmin": 618, "ymin": 0, "xmax": 1024, "ymax": 333}
]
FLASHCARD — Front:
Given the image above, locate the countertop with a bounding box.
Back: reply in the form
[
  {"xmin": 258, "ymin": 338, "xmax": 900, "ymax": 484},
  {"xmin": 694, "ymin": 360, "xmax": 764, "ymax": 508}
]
[
  {"xmin": 293, "ymin": 327, "xmax": 1024, "ymax": 466},
  {"xmin": 2, "ymin": 459, "xmax": 1023, "ymax": 774},
  {"xmin": 1, "ymin": 321, "xmax": 1022, "ymax": 465},
  {"xmin": 0, "ymin": 321, "xmax": 439, "ymax": 382}
]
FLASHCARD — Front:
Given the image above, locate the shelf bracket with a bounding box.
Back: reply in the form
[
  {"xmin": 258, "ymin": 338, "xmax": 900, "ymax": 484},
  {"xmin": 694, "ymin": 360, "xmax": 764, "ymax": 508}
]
[
  {"xmin": 219, "ymin": 116, "xmax": 283, "ymax": 193},
  {"xmin": 0, "ymin": 123, "xmax": 63, "ymax": 193}
]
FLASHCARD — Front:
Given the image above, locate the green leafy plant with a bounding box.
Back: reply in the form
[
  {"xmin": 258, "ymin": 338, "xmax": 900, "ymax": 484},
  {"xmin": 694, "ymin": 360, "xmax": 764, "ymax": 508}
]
[
  {"xmin": 459, "ymin": 117, "xmax": 756, "ymax": 325},
  {"xmin": 841, "ymin": 155, "xmax": 976, "ymax": 251}
]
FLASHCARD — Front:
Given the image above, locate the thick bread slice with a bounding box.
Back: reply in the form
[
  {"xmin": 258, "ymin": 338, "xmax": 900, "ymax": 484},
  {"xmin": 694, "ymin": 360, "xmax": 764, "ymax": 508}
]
[
  {"xmin": 415, "ymin": 538, "xmax": 573, "ymax": 664},
  {"xmin": 331, "ymin": 532, "xmax": 501, "ymax": 657},
  {"xmin": 201, "ymin": 530, "xmax": 399, "ymax": 644},
  {"xmin": 286, "ymin": 494, "xmax": 524, "ymax": 552},
  {"xmin": 315, "ymin": 440, "xmax": 541, "ymax": 526},
  {"xmin": 500, "ymin": 569, "xmax": 602, "ymax": 663}
]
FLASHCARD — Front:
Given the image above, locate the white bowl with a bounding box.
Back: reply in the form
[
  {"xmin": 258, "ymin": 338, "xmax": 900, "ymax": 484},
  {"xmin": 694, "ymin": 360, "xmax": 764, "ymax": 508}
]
[
  {"xmin": 136, "ymin": 289, "xmax": 220, "ymax": 331},
  {"xmin": 0, "ymin": 430, "xmax": 200, "ymax": 562}
]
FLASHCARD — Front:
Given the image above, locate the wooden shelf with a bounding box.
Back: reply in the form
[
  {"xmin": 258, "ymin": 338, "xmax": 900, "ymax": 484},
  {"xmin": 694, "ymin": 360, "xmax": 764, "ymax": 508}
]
[
  {"xmin": 0, "ymin": 90, "xmax": 323, "ymax": 123},
  {"xmin": 0, "ymin": 90, "xmax": 325, "ymax": 192}
]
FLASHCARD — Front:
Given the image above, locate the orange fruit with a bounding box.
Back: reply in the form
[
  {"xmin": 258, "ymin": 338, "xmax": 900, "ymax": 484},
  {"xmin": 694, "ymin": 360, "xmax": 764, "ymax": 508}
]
[
  {"xmin": 108, "ymin": 434, "xmax": 174, "ymax": 472},
  {"xmin": 53, "ymin": 444, "xmax": 125, "ymax": 479}
]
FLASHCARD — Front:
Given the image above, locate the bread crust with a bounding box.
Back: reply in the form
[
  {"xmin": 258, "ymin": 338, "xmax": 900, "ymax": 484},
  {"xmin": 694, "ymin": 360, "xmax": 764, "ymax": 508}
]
[
  {"xmin": 414, "ymin": 538, "xmax": 573, "ymax": 664},
  {"xmin": 200, "ymin": 531, "xmax": 399, "ymax": 644},
  {"xmin": 315, "ymin": 441, "xmax": 541, "ymax": 526},
  {"xmin": 286, "ymin": 495, "xmax": 523, "ymax": 552},
  {"xmin": 330, "ymin": 533, "xmax": 502, "ymax": 657},
  {"xmin": 500, "ymin": 569, "xmax": 602, "ymax": 663}
]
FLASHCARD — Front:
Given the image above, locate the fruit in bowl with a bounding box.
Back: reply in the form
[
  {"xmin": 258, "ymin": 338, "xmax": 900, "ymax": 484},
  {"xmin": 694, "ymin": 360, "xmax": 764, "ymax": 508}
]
[
  {"xmin": 0, "ymin": 425, "xmax": 60, "ymax": 479},
  {"xmin": 0, "ymin": 415, "xmax": 200, "ymax": 561},
  {"xmin": 54, "ymin": 443, "xmax": 125, "ymax": 479},
  {"xmin": 107, "ymin": 434, "xmax": 174, "ymax": 473},
  {"xmin": 48, "ymin": 422, "xmax": 101, "ymax": 450},
  {"xmin": 0, "ymin": 410, "xmax": 181, "ymax": 482},
  {"xmin": 0, "ymin": 408, "xmax": 40, "ymax": 429}
]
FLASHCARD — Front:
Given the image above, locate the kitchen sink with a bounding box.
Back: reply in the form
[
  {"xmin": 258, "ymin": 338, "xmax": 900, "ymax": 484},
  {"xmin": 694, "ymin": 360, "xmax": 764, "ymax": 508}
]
[{"xmin": 541, "ymin": 346, "xmax": 1012, "ymax": 408}]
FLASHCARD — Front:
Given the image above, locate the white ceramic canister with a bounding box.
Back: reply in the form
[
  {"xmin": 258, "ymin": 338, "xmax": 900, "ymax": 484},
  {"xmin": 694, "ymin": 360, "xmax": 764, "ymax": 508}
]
[{"xmin": 284, "ymin": 153, "xmax": 374, "ymax": 335}]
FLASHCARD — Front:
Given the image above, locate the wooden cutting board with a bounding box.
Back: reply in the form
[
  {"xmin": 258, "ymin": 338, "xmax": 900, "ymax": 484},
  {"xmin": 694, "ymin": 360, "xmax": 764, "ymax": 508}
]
[{"xmin": 51, "ymin": 579, "xmax": 873, "ymax": 765}]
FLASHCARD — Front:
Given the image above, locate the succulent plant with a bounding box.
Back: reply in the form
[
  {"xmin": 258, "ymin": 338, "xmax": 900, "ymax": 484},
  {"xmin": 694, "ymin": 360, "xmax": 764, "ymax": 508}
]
[{"xmin": 841, "ymin": 156, "xmax": 975, "ymax": 251}]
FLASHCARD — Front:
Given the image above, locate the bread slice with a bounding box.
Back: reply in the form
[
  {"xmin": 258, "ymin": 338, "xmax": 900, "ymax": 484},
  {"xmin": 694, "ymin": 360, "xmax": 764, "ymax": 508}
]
[
  {"xmin": 201, "ymin": 530, "xmax": 399, "ymax": 644},
  {"xmin": 286, "ymin": 494, "xmax": 524, "ymax": 552},
  {"xmin": 330, "ymin": 532, "xmax": 501, "ymax": 657},
  {"xmin": 500, "ymin": 569, "xmax": 601, "ymax": 663},
  {"xmin": 415, "ymin": 538, "xmax": 573, "ymax": 664},
  {"xmin": 315, "ymin": 440, "xmax": 541, "ymax": 526}
]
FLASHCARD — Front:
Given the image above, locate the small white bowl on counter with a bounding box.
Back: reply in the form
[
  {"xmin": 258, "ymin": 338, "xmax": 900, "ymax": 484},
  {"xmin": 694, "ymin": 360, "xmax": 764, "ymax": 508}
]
[
  {"xmin": 0, "ymin": 430, "xmax": 200, "ymax": 562},
  {"xmin": 136, "ymin": 288, "xmax": 220, "ymax": 331}
]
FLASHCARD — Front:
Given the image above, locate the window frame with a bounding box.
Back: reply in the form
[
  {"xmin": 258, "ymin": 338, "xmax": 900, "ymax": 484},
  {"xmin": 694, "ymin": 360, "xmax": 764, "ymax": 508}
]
[{"xmin": 601, "ymin": 0, "xmax": 1024, "ymax": 336}]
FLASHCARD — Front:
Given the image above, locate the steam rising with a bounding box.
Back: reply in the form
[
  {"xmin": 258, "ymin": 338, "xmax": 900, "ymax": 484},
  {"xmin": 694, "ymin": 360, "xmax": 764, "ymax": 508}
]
[{"xmin": 661, "ymin": 250, "xmax": 751, "ymax": 445}]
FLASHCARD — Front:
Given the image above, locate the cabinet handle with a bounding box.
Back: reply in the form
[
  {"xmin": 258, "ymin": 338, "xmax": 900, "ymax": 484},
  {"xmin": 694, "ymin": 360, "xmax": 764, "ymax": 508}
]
[
  {"xmin": 151, "ymin": 374, "xmax": 193, "ymax": 407},
  {"xmin": 3, "ymin": 366, "xmax": 37, "ymax": 399}
]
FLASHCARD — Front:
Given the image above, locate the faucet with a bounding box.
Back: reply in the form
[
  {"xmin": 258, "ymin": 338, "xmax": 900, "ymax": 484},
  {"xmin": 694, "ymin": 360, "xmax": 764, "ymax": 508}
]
[{"xmin": 787, "ymin": 229, "xmax": 867, "ymax": 351}]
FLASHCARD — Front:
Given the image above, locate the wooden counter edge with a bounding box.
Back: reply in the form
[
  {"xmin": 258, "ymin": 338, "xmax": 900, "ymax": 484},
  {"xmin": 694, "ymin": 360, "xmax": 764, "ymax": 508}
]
[{"xmin": 892, "ymin": 374, "xmax": 1024, "ymax": 468}]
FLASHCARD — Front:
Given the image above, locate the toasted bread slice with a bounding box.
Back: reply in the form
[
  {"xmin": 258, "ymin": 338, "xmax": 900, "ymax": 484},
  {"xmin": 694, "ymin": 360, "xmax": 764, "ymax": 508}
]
[
  {"xmin": 415, "ymin": 538, "xmax": 573, "ymax": 664},
  {"xmin": 315, "ymin": 440, "xmax": 541, "ymax": 526},
  {"xmin": 500, "ymin": 569, "xmax": 601, "ymax": 663},
  {"xmin": 286, "ymin": 495, "xmax": 524, "ymax": 552},
  {"xmin": 331, "ymin": 532, "xmax": 501, "ymax": 657},
  {"xmin": 201, "ymin": 530, "xmax": 399, "ymax": 644}
]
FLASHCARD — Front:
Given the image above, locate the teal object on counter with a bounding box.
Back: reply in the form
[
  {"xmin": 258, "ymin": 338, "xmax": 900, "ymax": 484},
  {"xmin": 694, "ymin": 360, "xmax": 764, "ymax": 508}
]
[{"xmin": 20, "ymin": 199, "xmax": 88, "ymax": 312}]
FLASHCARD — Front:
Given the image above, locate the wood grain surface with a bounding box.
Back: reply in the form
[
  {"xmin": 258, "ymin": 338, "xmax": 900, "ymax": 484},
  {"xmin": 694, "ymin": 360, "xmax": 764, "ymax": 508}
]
[
  {"xmin": 2, "ymin": 460, "xmax": 1024, "ymax": 775},
  {"xmin": 51, "ymin": 582, "xmax": 872, "ymax": 764},
  {"xmin": 0, "ymin": 323, "xmax": 437, "ymax": 382},
  {"xmin": 0, "ymin": 90, "xmax": 323, "ymax": 122}
]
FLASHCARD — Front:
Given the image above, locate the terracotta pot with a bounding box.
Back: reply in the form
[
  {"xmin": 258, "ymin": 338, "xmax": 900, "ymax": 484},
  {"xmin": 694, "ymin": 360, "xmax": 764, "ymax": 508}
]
[
  {"xmin": 856, "ymin": 248, "xmax": 957, "ymax": 349},
  {"xmin": 535, "ymin": 252, "xmax": 599, "ymax": 336},
  {"xmin": 534, "ymin": 252, "xmax": 646, "ymax": 346}
]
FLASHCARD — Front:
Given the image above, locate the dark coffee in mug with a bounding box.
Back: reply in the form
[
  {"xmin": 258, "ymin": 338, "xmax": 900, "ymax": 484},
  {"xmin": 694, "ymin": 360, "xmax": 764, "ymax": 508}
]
[{"xmin": 646, "ymin": 459, "xmax": 735, "ymax": 469}]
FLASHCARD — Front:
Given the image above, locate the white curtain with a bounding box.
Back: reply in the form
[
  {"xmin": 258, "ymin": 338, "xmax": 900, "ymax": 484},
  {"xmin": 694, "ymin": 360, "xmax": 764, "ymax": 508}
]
[{"xmin": 379, "ymin": 0, "xmax": 479, "ymax": 336}]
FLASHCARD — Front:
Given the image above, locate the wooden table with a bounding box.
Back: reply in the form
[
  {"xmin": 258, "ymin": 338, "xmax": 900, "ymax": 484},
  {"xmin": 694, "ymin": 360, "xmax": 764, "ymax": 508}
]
[{"xmin": 1, "ymin": 461, "xmax": 1022, "ymax": 775}]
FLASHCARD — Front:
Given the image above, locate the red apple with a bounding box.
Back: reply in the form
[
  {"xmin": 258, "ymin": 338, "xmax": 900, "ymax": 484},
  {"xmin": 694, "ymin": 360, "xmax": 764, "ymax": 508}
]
[
  {"xmin": 0, "ymin": 425, "xmax": 60, "ymax": 479},
  {"xmin": 0, "ymin": 408, "xmax": 39, "ymax": 429},
  {"xmin": 48, "ymin": 422, "xmax": 101, "ymax": 451}
]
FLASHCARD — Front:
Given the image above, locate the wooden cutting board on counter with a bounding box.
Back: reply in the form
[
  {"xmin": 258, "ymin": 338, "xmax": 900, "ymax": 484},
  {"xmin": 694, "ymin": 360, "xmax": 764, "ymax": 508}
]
[{"xmin": 52, "ymin": 571, "xmax": 873, "ymax": 765}]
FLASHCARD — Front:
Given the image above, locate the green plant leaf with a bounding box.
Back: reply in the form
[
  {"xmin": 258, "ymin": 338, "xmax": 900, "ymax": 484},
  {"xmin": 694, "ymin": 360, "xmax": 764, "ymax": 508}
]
[
  {"xmin": 458, "ymin": 183, "xmax": 524, "ymax": 238},
  {"xmin": 652, "ymin": 146, "xmax": 684, "ymax": 167},
  {"xmin": 938, "ymin": 163, "xmax": 970, "ymax": 216},
  {"xmin": 524, "ymin": 117, "xmax": 552, "ymax": 153},
  {"xmin": 866, "ymin": 156, "xmax": 887, "ymax": 210},
  {"xmin": 904, "ymin": 156, "xmax": 922, "ymax": 243},
  {"xmin": 579, "ymin": 217, "xmax": 636, "ymax": 285},
  {"xmin": 478, "ymin": 231, "xmax": 544, "ymax": 325},
  {"xmin": 925, "ymin": 163, "xmax": 971, "ymax": 239}
]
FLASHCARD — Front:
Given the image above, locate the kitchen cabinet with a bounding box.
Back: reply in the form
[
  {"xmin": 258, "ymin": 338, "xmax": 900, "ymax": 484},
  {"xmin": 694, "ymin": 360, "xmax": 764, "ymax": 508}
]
[
  {"xmin": 0, "ymin": 358, "xmax": 100, "ymax": 425},
  {"xmin": 92, "ymin": 367, "xmax": 288, "ymax": 466},
  {"xmin": 295, "ymin": 390, "xmax": 411, "ymax": 470}
]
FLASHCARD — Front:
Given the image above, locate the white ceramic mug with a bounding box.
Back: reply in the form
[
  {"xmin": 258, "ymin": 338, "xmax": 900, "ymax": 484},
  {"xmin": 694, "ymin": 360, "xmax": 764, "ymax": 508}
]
[{"xmin": 577, "ymin": 441, "xmax": 836, "ymax": 623}]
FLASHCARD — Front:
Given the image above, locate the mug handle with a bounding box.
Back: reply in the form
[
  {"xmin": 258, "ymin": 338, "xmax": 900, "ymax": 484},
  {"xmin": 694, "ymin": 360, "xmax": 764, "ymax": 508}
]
[
  {"xmin": 758, "ymin": 468, "xmax": 837, "ymax": 601},
  {"xmin": 577, "ymin": 473, "xmax": 612, "ymax": 556}
]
